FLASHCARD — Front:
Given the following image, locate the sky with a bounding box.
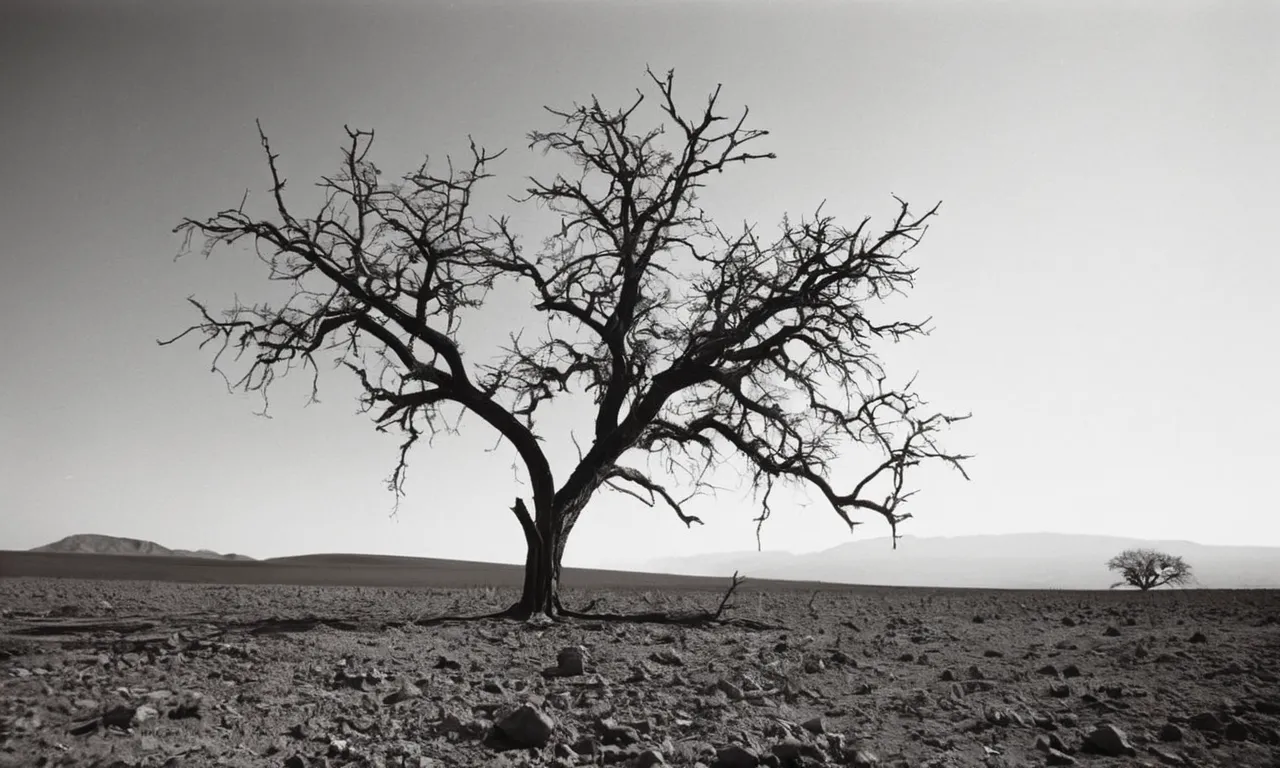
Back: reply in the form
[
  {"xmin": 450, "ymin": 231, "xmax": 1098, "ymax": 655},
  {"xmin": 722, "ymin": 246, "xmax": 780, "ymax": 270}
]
[{"xmin": 2, "ymin": 0, "xmax": 1278, "ymax": 571}]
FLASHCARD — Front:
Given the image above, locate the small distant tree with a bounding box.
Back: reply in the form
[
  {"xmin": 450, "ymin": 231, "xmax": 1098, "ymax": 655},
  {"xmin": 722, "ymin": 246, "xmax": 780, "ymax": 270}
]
[
  {"xmin": 1107, "ymin": 548, "xmax": 1194, "ymax": 591},
  {"xmin": 161, "ymin": 68, "xmax": 970, "ymax": 620}
]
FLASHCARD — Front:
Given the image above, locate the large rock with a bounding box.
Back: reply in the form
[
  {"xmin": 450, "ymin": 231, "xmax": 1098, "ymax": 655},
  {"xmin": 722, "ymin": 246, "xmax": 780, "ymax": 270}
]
[
  {"xmin": 712, "ymin": 744, "xmax": 759, "ymax": 768},
  {"xmin": 1082, "ymin": 724, "xmax": 1135, "ymax": 757},
  {"xmin": 595, "ymin": 718, "xmax": 640, "ymax": 747},
  {"xmin": 1158, "ymin": 723, "xmax": 1183, "ymax": 742},
  {"xmin": 494, "ymin": 704, "xmax": 556, "ymax": 748},
  {"xmin": 1189, "ymin": 712, "xmax": 1223, "ymax": 732},
  {"xmin": 848, "ymin": 749, "xmax": 879, "ymax": 767},
  {"xmin": 383, "ymin": 680, "xmax": 422, "ymax": 705},
  {"xmin": 544, "ymin": 646, "xmax": 586, "ymax": 678},
  {"xmin": 1046, "ymin": 747, "xmax": 1077, "ymax": 765}
]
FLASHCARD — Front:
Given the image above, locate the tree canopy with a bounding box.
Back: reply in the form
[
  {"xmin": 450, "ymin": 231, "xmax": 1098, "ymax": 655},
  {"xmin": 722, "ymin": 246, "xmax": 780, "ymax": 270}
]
[{"xmin": 162, "ymin": 68, "xmax": 970, "ymax": 619}]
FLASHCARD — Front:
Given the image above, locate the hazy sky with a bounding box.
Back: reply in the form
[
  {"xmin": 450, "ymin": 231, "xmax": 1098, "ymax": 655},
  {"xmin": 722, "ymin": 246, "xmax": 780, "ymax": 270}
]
[{"xmin": 2, "ymin": 0, "xmax": 1277, "ymax": 569}]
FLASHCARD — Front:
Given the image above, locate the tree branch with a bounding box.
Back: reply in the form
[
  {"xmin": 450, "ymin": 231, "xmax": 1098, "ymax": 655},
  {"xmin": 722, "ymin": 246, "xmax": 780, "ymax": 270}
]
[{"xmin": 603, "ymin": 465, "xmax": 704, "ymax": 527}]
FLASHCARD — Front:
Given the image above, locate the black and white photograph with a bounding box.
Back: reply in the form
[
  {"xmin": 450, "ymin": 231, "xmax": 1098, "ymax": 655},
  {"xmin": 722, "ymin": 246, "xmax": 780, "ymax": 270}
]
[{"xmin": 2, "ymin": 1, "xmax": 1277, "ymax": 766}]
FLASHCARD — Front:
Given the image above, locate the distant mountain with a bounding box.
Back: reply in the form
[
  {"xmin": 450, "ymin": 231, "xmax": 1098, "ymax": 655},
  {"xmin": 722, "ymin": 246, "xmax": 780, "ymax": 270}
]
[
  {"xmin": 638, "ymin": 533, "xmax": 1280, "ymax": 590},
  {"xmin": 31, "ymin": 534, "xmax": 253, "ymax": 561}
]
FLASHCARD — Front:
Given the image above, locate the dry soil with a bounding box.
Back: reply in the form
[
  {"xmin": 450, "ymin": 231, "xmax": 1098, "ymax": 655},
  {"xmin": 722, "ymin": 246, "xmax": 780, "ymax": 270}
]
[{"xmin": 1, "ymin": 571, "xmax": 1277, "ymax": 768}]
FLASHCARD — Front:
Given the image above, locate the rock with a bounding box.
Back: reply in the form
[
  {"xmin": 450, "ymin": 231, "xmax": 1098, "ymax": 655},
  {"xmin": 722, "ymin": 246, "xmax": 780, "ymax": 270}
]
[
  {"xmin": 1082, "ymin": 724, "xmax": 1135, "ymax": 757},
  {"xmin": 1225, "ymin": 721, "xmax": 1250, "ymax": 741},
  {"xmin": 1062, "ymin": 616, "xmax": 1076, "ymax": 627},
  {"xmin": 387, "ymin": 741, "xmax": 423, "ymax": 759},
  {"xmin": 939, "ymin": 669, "xmax": 956, "ymax": 681},
  {"xmin": 604, "ymin": 744, "xmax": 641, "ymax": 764},
  {"xmin": 559, "ymin": 646, "xmax": 586, "ymax": 676},
  {"xmin": 1061, "ymin": 664, "xmax": 1081, "ymax": 678},
  {"xmin": 1104, "ymin": 626, "xmax": 1121, "ymax": 637},
  {"xmin": 571, "ymin": 737, "xmax": 600, "ymax": 756},
  {"xmin": 848, "ymin": 749, "xmax": 879, "ymax": 767},
  {"xmin": 650, "ymin": 650, "xmax": 684, "ymax": 667},
  {"xmin": 1158, "ymin": 723, "xmax": 1183, "ymax": 742},
  {"xmin": 624, "ymin": 665, "xmax": 650, "ymax": 683},
  {"xmin": 495, "ymin": 704, "xmax": 556, "ymax": 748},
  {"xmin": 716, "ymin": 679, "xmax": 745, "ymax": 701},
  {"xmin": 597, "ymin": 719, "xmax": 640, "ymax": 747},
  {"xmin": 168, "ymin": 691, "xmax": 203, "ymax": 720},
  {"xmin": 1189, "ymin": 631, "xmax": 1207, "ymax": 643},
  {"xmin": 1045, "ymin": 747, "xmax": 1077, "ymax": 765},
  {"xmin": 1037, "ymin": 664, "xmax": 1059, "ymax": 676},
  {"xmin": 540, "ymin": 646, "xmax": 588, "ymax": 679},
  {"xmin": 101, "ymin": 705, "xmax": 137, "ymax": 730},
  {"xmin": 770, "ymin": 739, "xmax": 803, "ymax": 761},
  {"xmin": 1049, "ymin": 683, "xmax": 1071, "ymax": 698},
  {"xmin": 132, "ymin": 705, "xmax": 159, "ymax": 725},
  {"xmin": 634, "ymin": 749, "xmax": 665, "ymax": 767},
  {"xmin": 712, "ymin": 745, "xmax": 759, "ymax": 768},
  {"xmin": 1189, "ymin": 712, "xmax": 1223, "ymax": 732},
  {"xmin": 383, "ymin": 680, "xmax": 422, "ymax": 705},
  {"xmin": 801, "ymin": 716, "xmax": 824, "ymax": 735},
  {"xmin": 1148, "ymin": 746, "xmax": 1184, "ymax": 765}
]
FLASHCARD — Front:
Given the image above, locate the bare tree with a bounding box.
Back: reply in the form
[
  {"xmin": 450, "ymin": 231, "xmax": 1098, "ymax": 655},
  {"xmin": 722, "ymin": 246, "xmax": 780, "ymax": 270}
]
[
  {"xmin": 161, "ymin": 68, "xmax": 971, "ymax": 620},
  {"xmin": 1107, "ymin": 548, "xmax": 1194, "ymax": 591}
]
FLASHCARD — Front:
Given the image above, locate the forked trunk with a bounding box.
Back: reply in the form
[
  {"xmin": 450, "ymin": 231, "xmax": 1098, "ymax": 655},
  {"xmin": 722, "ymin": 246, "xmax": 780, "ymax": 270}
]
[
  {"xmin": 508, "ymin": 497, "xmax": 565, "ymax": 619},
  {"xmin": 508, "ymin": 494, "xmax": 587, "ymax": 619},
  {"xmin": 513, "ymin": 532, "xmax": 561, "ymax": 618}
]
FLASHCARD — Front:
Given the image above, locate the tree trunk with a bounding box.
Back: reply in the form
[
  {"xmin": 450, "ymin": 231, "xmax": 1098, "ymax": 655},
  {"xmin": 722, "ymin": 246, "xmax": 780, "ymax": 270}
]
[
  {"xmin": 507, "ymin": 497, "xmax": 562, "ymax": 619},
  {"xmin": 507, "ymin": 494, "xmax": 591, "ymax": 619},
  {"xmin": 512, "ymin": 529, "xmax": 561, "ymax": 618}
]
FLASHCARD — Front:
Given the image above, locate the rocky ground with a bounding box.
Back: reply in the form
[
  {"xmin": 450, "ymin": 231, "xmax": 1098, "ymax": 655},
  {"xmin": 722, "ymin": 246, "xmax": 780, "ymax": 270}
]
[{"xmin": 0, "ymin": 578, "xmax": 1277, "ymax": 768}]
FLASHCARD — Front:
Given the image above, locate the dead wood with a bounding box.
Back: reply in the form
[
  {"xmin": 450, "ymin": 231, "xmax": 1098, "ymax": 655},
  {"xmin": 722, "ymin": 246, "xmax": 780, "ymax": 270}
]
[{"xmin": 558, "ymin": 571, "xmax": 781, "ymax": 629}]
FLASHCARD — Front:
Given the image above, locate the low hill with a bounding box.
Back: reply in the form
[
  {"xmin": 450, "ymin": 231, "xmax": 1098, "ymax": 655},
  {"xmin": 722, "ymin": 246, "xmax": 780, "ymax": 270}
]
[
  {"xmin": 0, "ymin": 550, "xmax": 874, "ymax": 593},
  {"xmin": 31, "ymin": 534, "xmax": 253, "ymax": 561},
  {"xmin": 16, "ymin": 532, "xmax": 1278, "ymax": 592}
]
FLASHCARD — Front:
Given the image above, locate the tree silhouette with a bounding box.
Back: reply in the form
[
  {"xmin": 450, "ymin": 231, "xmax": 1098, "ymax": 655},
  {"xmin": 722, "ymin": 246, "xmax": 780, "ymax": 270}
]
[
  {"xmin": 161, "ymin": 68, "xmax": 970, "ymax": 619},
  {"xmin": 1107, "ymin": 548, "xmax": 1194, "ymax": 591}
]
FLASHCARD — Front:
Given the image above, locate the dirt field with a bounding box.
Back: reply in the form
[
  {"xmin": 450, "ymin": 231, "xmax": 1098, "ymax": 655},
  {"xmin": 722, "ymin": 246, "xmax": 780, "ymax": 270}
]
[{"xmin": 1, "ymin": 560, "xmax": 1278, "ymax": 768}]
